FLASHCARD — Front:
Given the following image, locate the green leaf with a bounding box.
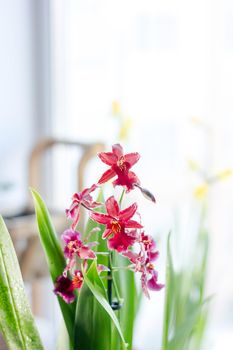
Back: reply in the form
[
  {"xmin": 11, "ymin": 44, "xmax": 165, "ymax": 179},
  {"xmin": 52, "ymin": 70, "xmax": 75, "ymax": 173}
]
[
  {"xmin": 113, "ymin": 253, "xmax": 138, "ymax": 350},
  {"xmin": 74, "ymin": 262, "xmax": 111, "ymax": 350},
  {"xmin": 162, "ymin": 232, "xmax": 175, "ymax": 350},
  {"xmin": 0, "ymin": 216, "xmax": 43, "ymax": 350},
  {"xmin": 31, "ymin": 189, "xmax": 76, "ymax": 346},
  {"xmin": 84, "ymin": 189, "xmax": 108, "ymax": 285},
  {"xmin": 75, "ymin": 261, "xmax": 127, "ymax": 350}
]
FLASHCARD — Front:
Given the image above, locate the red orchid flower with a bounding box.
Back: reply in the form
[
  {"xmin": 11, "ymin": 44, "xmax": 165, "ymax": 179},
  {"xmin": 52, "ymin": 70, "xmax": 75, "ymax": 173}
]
[
  {"xmin": 90, "ymin": 196, "xmax": 142, "ymax": 251},
  {"xmin": 108, "ymin": 230, "xmax": 137, "ymax": 252},
  {"xmin": 66, "ymin": 184, "xmax": 101, "ymax": 229},
  {"xmin": 62, "ymin": 229, "xmax": 96, "ymax": 260},
  {"xmin": 98, "ymin": 143, "xmax": 140, "ymax": 192},
  {"xmin": 54, "ymin": 270, "xmax": 83, "ymax": 303}
]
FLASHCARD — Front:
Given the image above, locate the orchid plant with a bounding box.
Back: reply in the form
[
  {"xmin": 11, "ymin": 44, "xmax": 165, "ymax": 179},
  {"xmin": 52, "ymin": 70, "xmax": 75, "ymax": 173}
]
[
  {"xmin": 52, "ymin": 143, "xmax": 164, "ymax": 348},
  {"xmin": 0, "ymin": 143, "xmax": 164, "ymax": 350}
]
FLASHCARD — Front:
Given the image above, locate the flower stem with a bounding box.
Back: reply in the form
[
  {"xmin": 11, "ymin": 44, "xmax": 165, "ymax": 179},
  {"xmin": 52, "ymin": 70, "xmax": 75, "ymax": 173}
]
[
  {"xmin": 107, "ymin": 252, "xmax": 113, "ymax": 305},
  {"xmin": 119, "ymin": 189, "xmax": 125, "ymax": 208},
  {"xmin": 107, "ymin": 252, "xmax": 122, "ymax": 304}
]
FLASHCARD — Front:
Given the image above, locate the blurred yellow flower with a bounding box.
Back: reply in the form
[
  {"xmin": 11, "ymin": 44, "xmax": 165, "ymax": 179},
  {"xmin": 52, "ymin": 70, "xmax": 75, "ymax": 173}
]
[
  {"xmin": 112, "ymin": 100, "xmax": 121, "ymax": 116},
  {"xmin": 118, "ymin": 117, "xmax": 132, "ymax": 141},
  {"xmin": 187, "ymin": 159, "xmax": 201, "ymax": 172},
  {"xmin": 216, "ymin": 169, "xmax": 232, "ymax": 181},
  {"xmin": 194, "ymin": 183, "xmax": 209, "ymax": 199},
  {"xmin": 191, "ymin": 116, "xmax": 204, "ymax": 126}
]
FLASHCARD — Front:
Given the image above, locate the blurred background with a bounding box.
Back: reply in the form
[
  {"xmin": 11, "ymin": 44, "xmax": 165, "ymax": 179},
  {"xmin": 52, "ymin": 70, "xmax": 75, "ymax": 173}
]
[{"xmin": 0, "ymin": 0, "xmax": 233, "ymax": 349}]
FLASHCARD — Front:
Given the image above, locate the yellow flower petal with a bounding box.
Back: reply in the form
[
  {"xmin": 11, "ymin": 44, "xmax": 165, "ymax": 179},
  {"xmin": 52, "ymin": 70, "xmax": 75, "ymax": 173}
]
[
  {"xmin": 187, "ymin": 159, "xmax": 201, "ymax": 172},
  {"xmin": 216, "ymin": 169, "xmax": 232, "ymax": 181},
  {"xmin": 119, "ymin": 117, "xmax": 132, "ymax": 141},
  {"xmin": 194, "ymin": 184, "xmax": 209, "ymax": 199},
  {"xmin": 191, "ymin": 116, "xmax": 204, "ymax": 125},
  {"xmin": 112, "ymin": 100, "xmax": 121, "ymax": 116}
]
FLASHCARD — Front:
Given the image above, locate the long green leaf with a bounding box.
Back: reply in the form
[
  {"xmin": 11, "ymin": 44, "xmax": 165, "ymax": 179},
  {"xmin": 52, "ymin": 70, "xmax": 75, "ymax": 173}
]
[
  {"xmin": 113, "ymin": 253, "xmax": 138, "ymax": 350},
  {"xmin": 31, "ymin": 189, "xmax": 76, "ymax": 345},
  {"xmin": 0, "ymin": 216, "xmax": 43, "ymax": 350},
  {"xmin": 85, "ymin": 261, "xmax": 127, "ymax": 348},
  {"xmin": 162, "ymin": 232, "xmax": 174, "ymax": 350},
  {"xmin": 75, "ymin": 261, "xmax": 127, "ymax": 349},
  {"xmin": 74, "ymin": 260, "xmax": 111, "ymax": 350}
]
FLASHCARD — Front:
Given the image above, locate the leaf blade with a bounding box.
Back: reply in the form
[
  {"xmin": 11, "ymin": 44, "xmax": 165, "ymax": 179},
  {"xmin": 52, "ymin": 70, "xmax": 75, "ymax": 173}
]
[
  {"xmin": 0, "ymin": 216, "xmax": 43, "ymax": 350},
  {"xmin": 31, "ymin": 189, "xmax": 76, "ymax": 345},
  {"xmin": 74, "ymin": 261, "xmax": 111, "ymax": 350},
  {"xmin": 85, "ymin": 261, "xmax": 127, "ymax": 349}
]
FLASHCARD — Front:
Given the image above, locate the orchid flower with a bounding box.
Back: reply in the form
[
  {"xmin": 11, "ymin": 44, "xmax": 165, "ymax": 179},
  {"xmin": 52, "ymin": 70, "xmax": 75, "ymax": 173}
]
[
  {"xmin": 90, "ymin": 196, "xmax": 142, "ymax": 251},
  {"xmin": 98, "ymin": 143, "xmax": 140, "ymax": 192},
  {"xmin": 62, "ymin": 229, "xmax": 96, "ymax": 260},
  {"xmin": 66, "ymin": 184, "xmax": 102, "ymax": 229},
  {"xmin": 123, "ymin": 232, "xmax": 164, "ymax": 298},
  {"xmin": 54, "ymin": 270, "xmax": 84, "ymax": 303}
]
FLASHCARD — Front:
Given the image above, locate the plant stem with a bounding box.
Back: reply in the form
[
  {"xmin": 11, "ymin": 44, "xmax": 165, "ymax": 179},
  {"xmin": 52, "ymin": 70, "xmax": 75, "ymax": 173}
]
[
  {"xmin": 119, "ymin": 189, "xmax": 125, "ymax": 208},
  {"xmin": 107, "ymin": 252, "xmax": 113, "ymax": 305},
  {"xmin": 107, "ymin": 252, "xmax": 122, "ymax": 303}
]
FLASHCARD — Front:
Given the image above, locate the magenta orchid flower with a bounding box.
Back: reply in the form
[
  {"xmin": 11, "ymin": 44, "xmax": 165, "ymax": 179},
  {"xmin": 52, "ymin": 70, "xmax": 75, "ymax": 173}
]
[
  {"xmin": 140, "ymin": 232, "xmax": 159, "ymax": 262},
  {"xmin": 90, "ymin": 196, "xmax": 142, "ymax": 251},
  {"xmin": 54, "ymin": 270, "xmax": 83, "ymax": 303},
  {"xmin": 66, "ymin": 184, "xmax": 101, "ymax": 229},
  {"xmin": 98, "ymin": 143, "xmax": 140, "ymax": 192},
  {"xmin": 123, "ymin": 232, "xmax": 164, "ymax": 298},
  {"xmin": 62, "ymin": 229, "xmax": 96, "ymax": 260}
]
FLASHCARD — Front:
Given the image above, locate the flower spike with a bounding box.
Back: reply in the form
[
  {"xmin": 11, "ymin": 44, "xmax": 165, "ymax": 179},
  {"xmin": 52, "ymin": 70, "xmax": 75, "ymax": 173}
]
[{"xmin": 54, "ymin": 143, "xmax": 163, "ymax": 304}]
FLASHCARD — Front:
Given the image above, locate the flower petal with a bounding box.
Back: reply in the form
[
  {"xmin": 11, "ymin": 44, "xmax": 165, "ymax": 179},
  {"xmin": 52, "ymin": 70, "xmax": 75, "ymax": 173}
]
[
  {"xmin": 141, "ymin": 272, "xmax": 150, "ymax": 299},
  {"xmin": 112, "ymin": 143, "xmax": 124, "ymax": 158},
  {"xmin": 81, "ymin": 183, "xmax": 98, "ymax": 197},
  {"xmin": 90, "ymin": 212, "xmax": 112, "ymax": 224},
  {"xmin": 119, "ymin": 202, "xmax": 138, "ymax": 221},
  {"xmin": 122, "ymin": 250, "xmax": 138, "ymax": 263},
  {"xmin": 72, "ymin": 270, "xmax": 84, "ymax": 289},
  {"xmin": 148, "ymin": 251, "xmax": 159, "ymax": 262},
  {"xmin": 54, "ymin": 275, "xmax": 76, "ymax": 304},
  {"xmin": 78, "ymin": 246, "xmax": 96, "ymax": 260},
  {"xmin": 105, "ymin": 196, "xmax": 120, "ymax": 218},
  {"xmin": 108, "ymin": 231, "xmax": 136, "ymax": 252},
  {"xmin": 124, "ymin": 152, "xmax": 140, "ymax": 167},
  {"xmin": 98, "ymin": 168, "xmax": 116, "ymax": 184},
  {"xmin": 61, "ymin": 229, "xmax": 81, "ymax": 244},
  {"xmin": 113, "ymin": 171, "xmax": 140, "ymax": 192},
  {"xmin": 147, "ymin": 271, "xmax": 164, "ymax": 291},
  {"xmin": 102, "ymin": 228, "xmax": 113, "ymax": 239},
  {"xmin": 124, "ymin": 219, "xmax": 143, "ymax": 229},
  {"xmin": 82, "ymin": 199, "xmax": 102, "ymax": 209},
  {"xmin": 66, "ymin": 205, "xmax": 81, "ymax": 229},
  {"xmin": 98, "ymin": 152, "xmax": 117, "ymax": 165}
]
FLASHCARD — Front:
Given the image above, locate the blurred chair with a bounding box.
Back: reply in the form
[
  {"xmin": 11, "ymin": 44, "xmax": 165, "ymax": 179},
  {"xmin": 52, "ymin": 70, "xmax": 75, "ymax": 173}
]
[{"xmin": 4, "ymin": 138, "xmax": 104, "ymax": 315}]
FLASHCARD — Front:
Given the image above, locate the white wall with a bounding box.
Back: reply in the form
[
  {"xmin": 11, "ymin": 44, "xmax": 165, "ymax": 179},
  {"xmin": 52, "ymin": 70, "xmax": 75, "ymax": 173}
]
[{"xmin": 0, "ymin": 0, "xmax": 50, "ymax": 212}]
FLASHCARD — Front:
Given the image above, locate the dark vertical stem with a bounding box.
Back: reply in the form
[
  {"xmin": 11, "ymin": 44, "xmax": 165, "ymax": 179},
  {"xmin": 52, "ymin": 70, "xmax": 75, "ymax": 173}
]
[{"xmin": 107, "ymin": 252, "xmax": 113, "ymax": 305}]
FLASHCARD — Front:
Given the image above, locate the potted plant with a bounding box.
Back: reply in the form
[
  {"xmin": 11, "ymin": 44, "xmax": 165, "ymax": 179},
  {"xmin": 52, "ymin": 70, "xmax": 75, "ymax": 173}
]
[{"xmin": 0, "ymin": 143, "xmax": 163, "ymax": 350}]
